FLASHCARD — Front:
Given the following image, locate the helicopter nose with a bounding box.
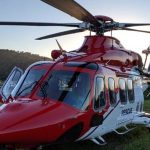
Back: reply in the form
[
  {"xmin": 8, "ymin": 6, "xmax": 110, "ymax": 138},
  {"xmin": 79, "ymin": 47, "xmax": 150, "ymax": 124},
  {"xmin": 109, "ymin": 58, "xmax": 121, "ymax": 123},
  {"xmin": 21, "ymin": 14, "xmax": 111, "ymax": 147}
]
[{"xmin": 0, "ymin": 99, "xmax": 80, "ymax": 144}]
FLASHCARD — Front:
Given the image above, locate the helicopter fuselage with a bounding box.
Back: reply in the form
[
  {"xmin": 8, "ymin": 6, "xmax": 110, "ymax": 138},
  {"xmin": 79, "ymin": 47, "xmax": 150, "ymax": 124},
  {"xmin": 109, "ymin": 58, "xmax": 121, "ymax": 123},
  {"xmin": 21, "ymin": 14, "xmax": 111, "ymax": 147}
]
[{"xmin": 0, "ymin": 35, "xmax": 149, "ymax": 148}]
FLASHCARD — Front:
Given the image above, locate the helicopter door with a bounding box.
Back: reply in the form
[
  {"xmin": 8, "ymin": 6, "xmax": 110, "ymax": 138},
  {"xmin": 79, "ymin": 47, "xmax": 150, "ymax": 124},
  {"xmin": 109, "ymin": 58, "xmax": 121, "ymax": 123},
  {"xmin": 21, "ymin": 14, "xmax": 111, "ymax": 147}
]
[{"xmin": 0, "ymin": 67, "xmax": 23, "ymax": 101}]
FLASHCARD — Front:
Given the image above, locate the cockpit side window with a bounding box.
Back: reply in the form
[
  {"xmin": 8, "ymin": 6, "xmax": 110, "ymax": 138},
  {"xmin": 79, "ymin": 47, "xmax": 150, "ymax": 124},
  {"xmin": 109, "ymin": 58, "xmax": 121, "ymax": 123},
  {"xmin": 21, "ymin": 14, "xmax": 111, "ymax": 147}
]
[
  {"xmin": 119, "ymin": 78, "xmax": 127, "ymax": 104},
  {"xmin": 94, "ymin": 77, "xmax": 105, "ymax": 110}
]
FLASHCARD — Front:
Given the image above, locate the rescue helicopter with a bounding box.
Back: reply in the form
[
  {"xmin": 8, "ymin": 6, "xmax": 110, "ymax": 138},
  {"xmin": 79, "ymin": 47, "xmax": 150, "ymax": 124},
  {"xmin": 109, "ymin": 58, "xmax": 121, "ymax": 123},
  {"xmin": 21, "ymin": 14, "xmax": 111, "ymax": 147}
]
[{"xmin": 0, "ymin": 0, "xmax": 150, "ymax": 149}]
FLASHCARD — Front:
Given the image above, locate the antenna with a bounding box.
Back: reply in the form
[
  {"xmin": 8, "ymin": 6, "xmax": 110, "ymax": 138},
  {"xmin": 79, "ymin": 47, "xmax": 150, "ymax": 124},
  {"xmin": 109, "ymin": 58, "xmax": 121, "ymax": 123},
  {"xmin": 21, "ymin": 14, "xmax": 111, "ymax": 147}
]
[
  {"xmin": 111, "ymin": 30, "xmax": 114, "ymax": 49},
  {"xmin": 56, "ymin": 39, "xmax": 63, "ymax": 53}
]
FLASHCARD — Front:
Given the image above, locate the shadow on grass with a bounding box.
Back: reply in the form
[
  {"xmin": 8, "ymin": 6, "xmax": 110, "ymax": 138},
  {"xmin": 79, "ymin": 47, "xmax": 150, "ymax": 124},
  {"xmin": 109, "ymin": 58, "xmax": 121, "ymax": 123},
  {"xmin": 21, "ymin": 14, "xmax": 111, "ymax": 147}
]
[{"xmin": 55, "ymin": 127, "xmax": 150, "ymax": 150}]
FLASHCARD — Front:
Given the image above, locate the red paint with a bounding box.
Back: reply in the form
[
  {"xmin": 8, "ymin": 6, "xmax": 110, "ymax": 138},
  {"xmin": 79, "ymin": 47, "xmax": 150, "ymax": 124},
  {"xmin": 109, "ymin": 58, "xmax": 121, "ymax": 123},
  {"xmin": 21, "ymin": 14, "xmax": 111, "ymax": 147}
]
[
  {"xmin": 51, "ymin": 50, "xmax": 62, "ymax": 60},
  {"xmin": 72, "ymin": 36, "xmax": 142, "ymax": 68},
  {"xmin": 0, "ymin": 94, "xmax": 3, "ymax": 104}
]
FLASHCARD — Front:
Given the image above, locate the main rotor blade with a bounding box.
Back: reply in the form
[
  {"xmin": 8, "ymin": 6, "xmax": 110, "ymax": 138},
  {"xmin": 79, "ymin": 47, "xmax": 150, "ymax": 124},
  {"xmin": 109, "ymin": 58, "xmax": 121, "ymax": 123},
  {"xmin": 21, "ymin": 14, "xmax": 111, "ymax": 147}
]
[
  {"xmin": 119, "ymin": 27, "xmax": 150, "ymax": 33},
  {"xmin": 119, "ymin": 23, "xmax": 150, "ymax": 28},
  {"xmin": 41, "ymin": 0, "xmax": 101, "ymax": 26},
  {"xmin": 36, "ymin": 28, "xmax": 85, "ymax": 40},
  {"xmin": 0, "ymin": 21, "xmax": 80, "ymax": 27}
]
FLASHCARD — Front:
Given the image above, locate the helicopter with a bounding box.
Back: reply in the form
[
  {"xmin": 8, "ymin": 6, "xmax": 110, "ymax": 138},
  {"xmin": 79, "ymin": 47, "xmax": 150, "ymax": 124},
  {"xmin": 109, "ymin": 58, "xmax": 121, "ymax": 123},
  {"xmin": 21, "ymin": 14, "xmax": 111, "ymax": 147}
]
[{"xmin": 0, "ymin": 0, "xmax": 150, "ymax": 149}]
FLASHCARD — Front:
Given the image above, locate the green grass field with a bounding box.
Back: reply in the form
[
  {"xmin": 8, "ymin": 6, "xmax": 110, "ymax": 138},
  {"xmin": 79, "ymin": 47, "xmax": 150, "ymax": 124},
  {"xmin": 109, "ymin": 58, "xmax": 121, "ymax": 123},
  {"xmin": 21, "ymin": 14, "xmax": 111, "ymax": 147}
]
[{"xmin": 59, "ymin": 100, "xmax": 150, "ymax": 150}]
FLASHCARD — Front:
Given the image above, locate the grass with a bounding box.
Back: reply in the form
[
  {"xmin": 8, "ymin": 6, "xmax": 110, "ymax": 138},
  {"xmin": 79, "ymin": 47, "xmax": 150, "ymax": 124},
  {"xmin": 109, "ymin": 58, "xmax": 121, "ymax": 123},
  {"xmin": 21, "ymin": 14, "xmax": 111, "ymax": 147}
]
[
  {"xmin": 60, "ymin": 128, "xmax": 150, "ymax": 150},
  {"xmin": 58, "ymin": 100, "xmax": 150, "ymax": 150},
  {"xmin": 144, "ymin": 99, "xmax": 150, "ymax": 112}
]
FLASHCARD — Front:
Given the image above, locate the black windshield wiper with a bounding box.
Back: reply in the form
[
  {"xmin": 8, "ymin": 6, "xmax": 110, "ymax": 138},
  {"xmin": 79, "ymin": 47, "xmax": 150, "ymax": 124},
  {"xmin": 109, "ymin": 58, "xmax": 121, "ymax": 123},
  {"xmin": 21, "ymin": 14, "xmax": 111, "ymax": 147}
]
[
  {"xmin": 39, "ymin": 75, "xmax": 52, "ymax": 100},
  {"xmin": 16, "ymin": 75, "xmax": 45, "ymax": 97},
  {"xmin": 40, "ymin": 81, "xmax": 49, "ymax": 100},
  {"xmin": 16, "ymin": 81, "xmax": 39, "ymax": 97}
]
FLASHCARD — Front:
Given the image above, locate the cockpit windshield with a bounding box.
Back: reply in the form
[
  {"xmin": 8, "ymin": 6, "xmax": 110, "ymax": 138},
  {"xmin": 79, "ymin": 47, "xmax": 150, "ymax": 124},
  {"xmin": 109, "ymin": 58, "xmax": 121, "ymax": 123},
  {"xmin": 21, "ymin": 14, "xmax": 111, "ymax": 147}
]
[
  {"xmin": 16, "ymin": 67, "xmax": 47, "ymax": 97},
  {"xmin": 38, "ymin": 70, "xmax": 90, "ymax": 110}
]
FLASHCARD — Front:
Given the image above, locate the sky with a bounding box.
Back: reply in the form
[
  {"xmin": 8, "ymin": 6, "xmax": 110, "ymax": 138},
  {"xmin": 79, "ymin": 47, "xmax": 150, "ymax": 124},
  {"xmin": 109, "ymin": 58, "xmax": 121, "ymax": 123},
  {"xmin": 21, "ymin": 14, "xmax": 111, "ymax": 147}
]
[{"xmin": 0, "ymin": 0, "xmax": 150, "ymax": 67}]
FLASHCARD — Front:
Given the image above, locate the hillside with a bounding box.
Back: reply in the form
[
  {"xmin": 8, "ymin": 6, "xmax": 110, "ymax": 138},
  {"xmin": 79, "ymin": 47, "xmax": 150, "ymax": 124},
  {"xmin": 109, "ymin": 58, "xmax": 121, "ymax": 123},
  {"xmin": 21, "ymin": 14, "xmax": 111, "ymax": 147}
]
[{"xmin": 0, "ymin": 49, "xmax": 50, "ymax": 81}]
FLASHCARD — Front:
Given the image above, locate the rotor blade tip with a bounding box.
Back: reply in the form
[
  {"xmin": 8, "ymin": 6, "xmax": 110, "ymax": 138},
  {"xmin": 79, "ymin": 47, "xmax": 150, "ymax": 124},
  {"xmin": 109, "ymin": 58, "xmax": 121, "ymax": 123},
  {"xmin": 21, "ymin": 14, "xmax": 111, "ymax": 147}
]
[{"xmin": 35, "ymin": 38, "xmax": 42, "ymax": 40}]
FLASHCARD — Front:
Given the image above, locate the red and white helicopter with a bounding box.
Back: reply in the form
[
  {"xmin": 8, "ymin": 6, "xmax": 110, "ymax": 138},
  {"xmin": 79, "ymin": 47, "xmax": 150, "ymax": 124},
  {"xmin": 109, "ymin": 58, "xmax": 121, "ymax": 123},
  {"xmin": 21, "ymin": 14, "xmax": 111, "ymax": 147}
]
[{"xmin": 0, "ymin": 0, "xmax": 150, "ymax": 149}]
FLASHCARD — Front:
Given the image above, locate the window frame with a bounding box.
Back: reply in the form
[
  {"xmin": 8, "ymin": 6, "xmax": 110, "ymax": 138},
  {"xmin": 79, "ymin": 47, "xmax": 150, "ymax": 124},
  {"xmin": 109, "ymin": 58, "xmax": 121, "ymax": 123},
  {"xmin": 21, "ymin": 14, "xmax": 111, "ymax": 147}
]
[
  {"xmin": 119, "ymin": 78, "xmax": 127, "ymax": 104},
  {"xmin": 108, "ymin": 77, "xmax": 117, "ymax": 106},
  {"xmin": 93, "ymin": 75, "xmax": 106, "ymax": 111},
  {"xmin": 127, "ymin": 79, "xmax": 135, "ymax": 103}
]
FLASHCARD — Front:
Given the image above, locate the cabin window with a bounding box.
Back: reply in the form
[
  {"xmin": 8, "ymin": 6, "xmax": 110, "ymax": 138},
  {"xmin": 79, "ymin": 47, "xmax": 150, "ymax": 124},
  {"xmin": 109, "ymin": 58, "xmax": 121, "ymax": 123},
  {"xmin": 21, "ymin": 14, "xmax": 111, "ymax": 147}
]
[
  {"xmin": 108, "ymin": 78, "xmax": 116, "ymax": 105},
  {"xmin": 94, "ymin": 77, "xmax": 105, "ymax": 110},
  {"xmin": 128, "ymin": 79, "xmax": 134, "ymax": 102},
  {"xmin": 119, "ymin": 78, "xmax": 127, "ymax": 104}
]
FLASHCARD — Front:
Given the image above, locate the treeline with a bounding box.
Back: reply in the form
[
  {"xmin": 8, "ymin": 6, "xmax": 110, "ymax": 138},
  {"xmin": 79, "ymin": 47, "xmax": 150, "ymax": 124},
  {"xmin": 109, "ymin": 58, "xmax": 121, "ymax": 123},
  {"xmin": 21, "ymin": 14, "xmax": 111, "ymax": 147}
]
[{"xmin": 0, "ymin": 49, "xmax": 50, "ymax": 81}]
